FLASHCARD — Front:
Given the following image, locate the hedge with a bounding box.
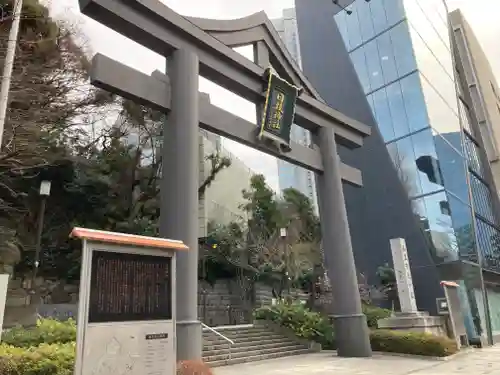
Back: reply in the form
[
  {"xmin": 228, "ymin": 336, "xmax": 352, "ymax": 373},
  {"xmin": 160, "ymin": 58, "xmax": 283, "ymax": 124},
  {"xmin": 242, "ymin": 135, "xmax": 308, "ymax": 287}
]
[
  {"xmin": 0, "ymin": 345, "xmax": 216, "ymax": 375},
  {"xmin": 0, "ymin": 343, "xmax": 75, "ymax": 375},
  {"xmin": 370, "ymin": 330, "xmax": 458, "ymax": 357},
  {"xmin": 2, "ymin": 319, "xmax": 76, "ymax": 348},
  {"xmin": 254, "ymin": 302, "xmax": 458, "ymax": 356}
]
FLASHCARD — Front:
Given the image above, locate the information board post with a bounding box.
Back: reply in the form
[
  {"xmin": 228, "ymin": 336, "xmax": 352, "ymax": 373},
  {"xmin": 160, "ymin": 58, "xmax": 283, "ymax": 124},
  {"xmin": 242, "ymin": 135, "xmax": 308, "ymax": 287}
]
[
  {"xmin": 70, "ymin": 227, "xmax": 188, "ymax": 375},
  {"xmin": 441, "ymin": 281, "xmax": 469, "ymax": 349}
]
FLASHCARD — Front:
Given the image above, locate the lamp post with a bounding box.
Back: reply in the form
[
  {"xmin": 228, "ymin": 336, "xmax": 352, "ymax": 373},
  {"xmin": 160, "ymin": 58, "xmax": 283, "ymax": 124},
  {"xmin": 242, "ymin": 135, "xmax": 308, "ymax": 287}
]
[
  {"xmin": 31, "ymin": 180, "xmax": 51, "ymax": 289},
  {"xmin": 280, "ymin": 227, "xmax": 290, "ymax": 296}
]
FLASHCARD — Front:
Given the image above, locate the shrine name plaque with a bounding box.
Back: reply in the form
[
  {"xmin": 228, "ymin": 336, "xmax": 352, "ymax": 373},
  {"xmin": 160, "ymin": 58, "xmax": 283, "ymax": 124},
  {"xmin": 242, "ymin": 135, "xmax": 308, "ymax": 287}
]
[{"xmin": 88, "ymin": 250, "xmax": 172, "ymax": 323}]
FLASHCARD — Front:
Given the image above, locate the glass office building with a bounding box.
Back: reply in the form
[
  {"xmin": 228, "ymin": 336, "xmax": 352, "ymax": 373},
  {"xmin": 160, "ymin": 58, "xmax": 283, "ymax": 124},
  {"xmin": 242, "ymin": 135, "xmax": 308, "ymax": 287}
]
[
  {"xmin": 272, "ymin": 10, "xmax": 318, "ymax": 213},
  {"xmin": 334, "ymin": 0, "xmax": 500, "ymax": 343}
]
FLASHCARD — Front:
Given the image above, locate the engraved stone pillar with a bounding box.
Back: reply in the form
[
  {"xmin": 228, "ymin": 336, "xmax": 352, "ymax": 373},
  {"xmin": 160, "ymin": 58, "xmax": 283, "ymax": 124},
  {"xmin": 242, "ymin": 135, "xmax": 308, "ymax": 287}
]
[{"xmin": 390, "ymin": 237, "xmax": 417, "ymax": 313}]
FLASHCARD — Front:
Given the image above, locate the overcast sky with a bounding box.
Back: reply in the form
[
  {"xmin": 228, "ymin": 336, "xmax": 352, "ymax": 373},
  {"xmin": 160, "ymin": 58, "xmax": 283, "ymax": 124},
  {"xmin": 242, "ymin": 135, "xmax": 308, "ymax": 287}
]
[{"xmin": 54, "ymin": 0, "xmax": 500, "ymax": 192}]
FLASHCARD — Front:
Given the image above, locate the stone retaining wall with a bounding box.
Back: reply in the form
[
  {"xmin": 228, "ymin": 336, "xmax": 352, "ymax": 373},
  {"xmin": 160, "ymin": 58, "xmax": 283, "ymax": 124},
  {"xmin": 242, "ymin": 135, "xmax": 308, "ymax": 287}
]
[{"xmin": 3, "ymin": 276, "xmax": 308, "ymax": 327}]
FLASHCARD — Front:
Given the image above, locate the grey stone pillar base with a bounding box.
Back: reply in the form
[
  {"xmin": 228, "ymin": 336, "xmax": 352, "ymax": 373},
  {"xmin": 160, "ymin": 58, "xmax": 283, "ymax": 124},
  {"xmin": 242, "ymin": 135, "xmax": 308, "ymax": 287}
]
[
  {"xmin": 377, "ymin": 311, "xmax": 447, "ymax": 337},
  {"xmin": 331, "ymin": 314, "xmax": 372, "ymax": 357},
  {"xmin": 176, "ymin": 320, "xmax": 203, "ymax": 361}
]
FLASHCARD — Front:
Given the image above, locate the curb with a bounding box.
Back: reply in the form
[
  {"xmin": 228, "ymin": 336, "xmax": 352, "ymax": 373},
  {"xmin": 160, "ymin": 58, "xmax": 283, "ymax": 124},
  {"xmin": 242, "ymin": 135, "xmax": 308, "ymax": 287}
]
[
  {"xmin": 322, "ymin": 348, "xmax": 476, "ymax": 361},
  {"xmin": 372, "ymin": 347, "xmax": 476, "ymax": 361}
]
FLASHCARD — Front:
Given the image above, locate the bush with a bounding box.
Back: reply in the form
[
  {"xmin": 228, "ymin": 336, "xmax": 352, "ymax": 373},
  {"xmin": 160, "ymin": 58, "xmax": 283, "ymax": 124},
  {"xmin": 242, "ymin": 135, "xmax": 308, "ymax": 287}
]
[
  {"xmin": 370, "ymin": 330, "xmax": 458, "ymax": 357},
  {"xmin": 362, "ymin": 304, "xmax": 392, "ymax": 328},
  {"xmin": 254, "ymin": 302, "xmax": 335, "ymax": 349},
  {"xmin": 0, "ymin": 342, "xmax": 75, "ymax": 375},
  {"xmin": 2, "ymin": 319, "xmax": 76, "ymax": 347},
  {"xmin": 177, "ymin": 360, "xmax": 213, "ymax": 375},
  {"xmin": 254, "ymin": 303, "xmax": 458, "ymax": 357}
]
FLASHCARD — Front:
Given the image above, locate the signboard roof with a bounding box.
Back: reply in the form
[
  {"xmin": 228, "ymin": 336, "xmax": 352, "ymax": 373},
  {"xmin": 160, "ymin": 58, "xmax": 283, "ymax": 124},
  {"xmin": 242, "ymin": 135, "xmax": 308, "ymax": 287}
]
[{"xmin": 70, "ymin": 227, "xmax": 188, "ymax": 251}]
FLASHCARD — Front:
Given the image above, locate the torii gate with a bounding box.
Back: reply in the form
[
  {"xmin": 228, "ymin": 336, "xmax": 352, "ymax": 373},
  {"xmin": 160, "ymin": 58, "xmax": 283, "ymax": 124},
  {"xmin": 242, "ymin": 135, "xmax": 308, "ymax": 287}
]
[{"xmin": 79, "ymin": 0, "xmax": 372, "ymax": 358}]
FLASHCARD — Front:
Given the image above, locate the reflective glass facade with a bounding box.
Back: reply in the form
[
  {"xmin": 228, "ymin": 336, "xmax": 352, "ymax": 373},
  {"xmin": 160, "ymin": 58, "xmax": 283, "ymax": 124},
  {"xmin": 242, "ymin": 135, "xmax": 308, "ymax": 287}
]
[
  {"xmin": 272, "ymin": 11, "xmax": 318, "ymax": 213},
  {"xmin": 335, "ymin": 0, "xmax": 500, "ymax": 342}
]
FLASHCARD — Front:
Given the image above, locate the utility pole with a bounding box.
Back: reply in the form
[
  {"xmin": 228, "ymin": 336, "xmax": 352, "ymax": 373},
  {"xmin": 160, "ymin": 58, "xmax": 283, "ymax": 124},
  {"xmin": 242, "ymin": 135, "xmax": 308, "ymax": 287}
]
[{"xmin": 0, "ymin": 0, "xmax": 23, "ymax": 150}]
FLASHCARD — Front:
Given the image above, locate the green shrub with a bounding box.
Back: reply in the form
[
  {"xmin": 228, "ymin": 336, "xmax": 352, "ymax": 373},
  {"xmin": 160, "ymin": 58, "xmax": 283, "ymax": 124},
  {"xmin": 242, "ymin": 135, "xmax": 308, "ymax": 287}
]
[
  {"xmin": 1, "ymin": 319, "xmax": 76, "ymax": 347},
  {"xmin": 254, "ymin": 302, "xmax": 336, "ymax": 349},
  {"xmin": 0, "ymin": 342, "xmax": 75, "ymax": 375},
  {"xmin": 362, "ymin": 304, "xmax": 392, "ymax": 328},
  {"xmin": 370, "ymin": 330, "xmax": 458, "ymax": 357},
  {"xmin": 255, "ymin": 303, "xmax": 458, "ymax": 357}
]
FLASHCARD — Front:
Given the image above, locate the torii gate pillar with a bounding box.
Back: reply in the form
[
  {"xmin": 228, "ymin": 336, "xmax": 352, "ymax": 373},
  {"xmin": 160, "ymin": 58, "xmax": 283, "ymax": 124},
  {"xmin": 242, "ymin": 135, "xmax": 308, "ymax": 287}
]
[{"xmin": 160, "ymin": 49, "xmax": 202, "ymax": 360}]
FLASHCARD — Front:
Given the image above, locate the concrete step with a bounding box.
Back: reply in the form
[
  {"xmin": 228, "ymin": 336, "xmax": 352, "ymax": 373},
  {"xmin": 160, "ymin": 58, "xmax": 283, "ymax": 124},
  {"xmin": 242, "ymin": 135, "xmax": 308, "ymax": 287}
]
[
  {"xmin": 202, "ymin": 324, "xmax": 315, "ymax": 367},
  {"xmin": 205, "ymin": 348, "xmax": 312, "ymax": 367},
  {"xmin": 203, "ymin": 340, "xmax": 305, "ymax": 356},
  {"xmin": 202, "ymin": 326, "xmax": 269, "ymax": 336},
  {"xmin": 203, "ymin": 343, "xmax": 308, "ymax": 362},
  {"xmin": 203, "ymin": 333, "xmax": 287, "ymax": 345},
  {"xmin": 203, "ymin": 336, "xmax": 294, "ymax": 351},
  {"xmin": 203, "ymin": 330, "xmax": 279, "ymax": 340}
]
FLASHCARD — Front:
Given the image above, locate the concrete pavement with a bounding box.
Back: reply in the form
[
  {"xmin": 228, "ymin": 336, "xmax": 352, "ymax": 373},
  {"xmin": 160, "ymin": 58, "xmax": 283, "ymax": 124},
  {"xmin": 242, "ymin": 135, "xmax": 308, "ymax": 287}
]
[{"xmin": 213, "ymin": 346, "xmax": 500, "ymax": 375}]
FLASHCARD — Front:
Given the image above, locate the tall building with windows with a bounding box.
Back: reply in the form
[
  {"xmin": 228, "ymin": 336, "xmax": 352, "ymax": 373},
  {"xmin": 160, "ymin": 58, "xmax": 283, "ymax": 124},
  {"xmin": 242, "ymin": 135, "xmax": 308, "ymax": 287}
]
[
  {"xmin": 295, "ymin": 0, "xmax": 500, "ymax": 345},
  {"xmin": 450, "ymin": 10, "xmax": 500, "ymax": 197},
  {"xmin": 271, "ymin": 9, "xmax": 318, "ymax": 212}
]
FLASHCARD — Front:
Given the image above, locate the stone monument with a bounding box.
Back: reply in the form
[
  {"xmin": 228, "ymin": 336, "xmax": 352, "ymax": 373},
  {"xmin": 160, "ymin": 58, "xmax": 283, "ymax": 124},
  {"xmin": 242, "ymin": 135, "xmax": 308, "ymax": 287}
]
[{"xmin": 378, "ymin": 238, "xmax": 446, "ymax": 336}]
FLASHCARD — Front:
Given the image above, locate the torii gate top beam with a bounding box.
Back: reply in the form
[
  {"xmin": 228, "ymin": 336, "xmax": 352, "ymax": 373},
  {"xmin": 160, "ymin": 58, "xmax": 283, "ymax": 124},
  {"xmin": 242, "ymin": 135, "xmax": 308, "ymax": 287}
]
[{"xmin": 79, "ymin": 0, "xmax": 370, "ymax": 148}]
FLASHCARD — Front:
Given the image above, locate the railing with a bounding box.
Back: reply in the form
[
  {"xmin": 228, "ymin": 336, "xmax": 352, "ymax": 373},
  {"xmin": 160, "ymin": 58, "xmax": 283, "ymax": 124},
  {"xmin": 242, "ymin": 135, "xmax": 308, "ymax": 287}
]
[{"xmin": 201, "ymin": 322, "xmax": 234, "ymax": 360}]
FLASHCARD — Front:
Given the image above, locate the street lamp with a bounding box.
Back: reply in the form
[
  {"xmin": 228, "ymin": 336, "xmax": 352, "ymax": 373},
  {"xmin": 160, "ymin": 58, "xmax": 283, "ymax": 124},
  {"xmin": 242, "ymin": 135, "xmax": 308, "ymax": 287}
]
[
  {"xmin": 280, "ymin": 227, "xmax": 291, "ymax": 295},
  {"xmin": 31, "ymin": 180, "xmax": 51, "ymax": 290}
]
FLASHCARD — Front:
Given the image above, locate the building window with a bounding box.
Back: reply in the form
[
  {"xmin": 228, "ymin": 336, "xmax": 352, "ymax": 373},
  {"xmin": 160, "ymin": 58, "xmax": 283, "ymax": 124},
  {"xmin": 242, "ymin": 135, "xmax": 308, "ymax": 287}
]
[
  {"xmin": 357, "ymin": 0, "xmax": 375, "ymax": 43},
  {"xmin": 364, "ymin": 38, "xmax": 385, "ymax": 90},
  {"xmin": 411, "ymin": 191, "xmax": 459, "ymax": 262},
  {"xmin": 369, "ymin": 87, "xmax": 395, "ymax": 142},
  {"xmin": 470, "ymin": 174, "xmax": 496, "ymax": 225},
  {"xmin": 448, "ymin": 195, "xmax": 475, "ymax": 262},
  {"xmin": 475, "ymin": 217, "xmax": 500, "ymax": 270},
  {"xmin": 400, "ymin": 73, "xmax": 429, "ymax": 133},
  {"xmin": 389, "ymin": 22, "xmax": 417, "ymax": 78},
  {"xmin": 351, "ymin": 46, "xmax": 371, "ymax": 93},
  {"xmin": 383, "ymin": 0, "xmax": 405, "ymax": 27},
  {"xmin": 370, "ymin": 0, "xmax": 389, "ymax": 35},
  {"xmin": 376, "ymin": 32, "xmax": 398, "ymax": 85},
  {"xmin": 459, "ymin": 96, "xmax": 475, "ymax": 138},
  {"xmin": 464, "ymin": 136, "xmax": 484, "ymax": 178},
  {"xmin": 345, "ymin": 1, "xmax": 363, "ymax": 50},
  {"xmin": 386, "ymin": 80, "xmax": 410, "ymax": 139}
]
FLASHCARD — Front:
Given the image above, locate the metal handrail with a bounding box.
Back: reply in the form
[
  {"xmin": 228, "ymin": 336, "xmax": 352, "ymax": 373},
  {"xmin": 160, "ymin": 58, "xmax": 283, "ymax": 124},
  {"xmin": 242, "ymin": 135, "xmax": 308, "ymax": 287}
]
[
  {"xmin": 201, "ymin": 322, "xmax": 234, "ymax": 360},
  {"xmin": 201, "ymin": 322, "xmax": 235, "ymax": 344}
]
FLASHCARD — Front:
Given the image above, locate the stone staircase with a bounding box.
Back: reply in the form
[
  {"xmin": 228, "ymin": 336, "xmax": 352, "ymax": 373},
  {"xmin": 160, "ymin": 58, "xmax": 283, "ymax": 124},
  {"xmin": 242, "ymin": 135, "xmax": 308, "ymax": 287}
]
[{"xmin": 202, "ymin": 324, "xmax": 316, "ymax": 367}]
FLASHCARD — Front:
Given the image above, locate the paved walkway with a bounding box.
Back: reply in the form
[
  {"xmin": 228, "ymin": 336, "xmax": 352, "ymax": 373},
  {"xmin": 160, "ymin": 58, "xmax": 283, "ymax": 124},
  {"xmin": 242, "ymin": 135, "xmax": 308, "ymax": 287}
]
[{"xmin": 214, "ymin": 346, "xmax": 500, "ymax": 375}]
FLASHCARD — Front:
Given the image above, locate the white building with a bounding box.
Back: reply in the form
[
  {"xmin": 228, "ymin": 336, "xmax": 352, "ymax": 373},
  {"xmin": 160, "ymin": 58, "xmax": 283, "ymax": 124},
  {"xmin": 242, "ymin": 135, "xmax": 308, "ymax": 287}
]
[
  {"xmin": 198, "ymin": 129, "xmax": 253, "ymax": 236},
  {"xmin": 113, "ymin": 112, "xmax": 254, "ymax": 236}
]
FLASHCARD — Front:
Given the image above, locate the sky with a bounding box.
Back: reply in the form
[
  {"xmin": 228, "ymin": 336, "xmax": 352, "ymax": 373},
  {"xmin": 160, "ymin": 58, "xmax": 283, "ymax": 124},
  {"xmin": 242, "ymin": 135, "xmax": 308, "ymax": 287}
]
[{"xmin": 52, "ymin": 0, "xmax": 500, "ymax": 192}]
